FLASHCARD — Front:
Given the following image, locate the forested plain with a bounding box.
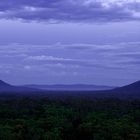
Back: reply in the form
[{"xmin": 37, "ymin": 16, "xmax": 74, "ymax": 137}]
[{"xmin": 0, "ymin": 97, "xmax": 140, "ymax": 140}]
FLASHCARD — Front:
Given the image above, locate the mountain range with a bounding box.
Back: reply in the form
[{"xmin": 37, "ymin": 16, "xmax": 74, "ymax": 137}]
[
  {"xmin": 24, "ymin": 84, "xmax": 115, "ymax": 91},
  {"xmin": 0, "ymin": 80, "xmax": 140, "ymax": 99}
]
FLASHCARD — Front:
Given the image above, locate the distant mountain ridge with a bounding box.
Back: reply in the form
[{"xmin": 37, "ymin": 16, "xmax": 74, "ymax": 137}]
[{"xmin": 24, "ymin": 84, "xmax": 115, "ymax": 91}]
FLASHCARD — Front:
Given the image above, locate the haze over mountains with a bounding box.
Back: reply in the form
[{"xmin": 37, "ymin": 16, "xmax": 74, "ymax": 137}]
[{"xmin": 24, "ymin": 84, "xmax": 115, "ymax": 91}]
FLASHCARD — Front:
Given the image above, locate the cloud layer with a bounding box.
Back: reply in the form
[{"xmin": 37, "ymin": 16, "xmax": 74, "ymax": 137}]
[
  {"xmin": 0, "ymin": 42, "xmax": 140, "ymax": 85},
  {"xmin": 0, "ymin": 0, "xmax": 140, "ymax": 22}
]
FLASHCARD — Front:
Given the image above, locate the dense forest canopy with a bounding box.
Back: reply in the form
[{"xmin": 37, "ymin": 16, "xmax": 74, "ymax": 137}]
[{"xmin": 0, "ymin": 98, "xmax": 140, "ymax": 140}]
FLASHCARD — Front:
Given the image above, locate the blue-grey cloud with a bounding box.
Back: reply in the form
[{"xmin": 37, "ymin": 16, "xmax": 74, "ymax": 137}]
[
  {"xmin": 1, "ymin": 42, "xmax": 140, "ymax": 70},
  {"xmin": 0, "ymin": 42, "xmax": 140, "ymax": 85},
  {"xmin": 0, "ymin": 0, "xmax": 140, "ymax": 22}
]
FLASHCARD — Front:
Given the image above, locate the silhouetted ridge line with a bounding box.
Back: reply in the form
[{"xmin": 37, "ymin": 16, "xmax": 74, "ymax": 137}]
[
  {"xmin": 114, "ymin": 80, "xmax": 140, "ymax": 92},
  {"xmin": 0, "ymin": 80, "xmax": 38, "ymax": 93}
]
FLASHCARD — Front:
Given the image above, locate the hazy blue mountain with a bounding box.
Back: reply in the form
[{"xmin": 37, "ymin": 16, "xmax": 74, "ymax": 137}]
[{"xmin": 24, "ymin": 84, "xmax": 115, "ymax": 91}]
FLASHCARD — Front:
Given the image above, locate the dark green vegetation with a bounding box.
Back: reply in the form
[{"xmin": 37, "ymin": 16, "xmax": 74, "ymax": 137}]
[{"xmin": 0, "ymin": 98, "xmax": 140, "ymax": 140}]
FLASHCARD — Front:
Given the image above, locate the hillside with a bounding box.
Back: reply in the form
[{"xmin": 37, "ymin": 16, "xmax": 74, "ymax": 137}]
[{"xmin": 0, "ymin": 80, "xmax": 38, "ymax": 93}]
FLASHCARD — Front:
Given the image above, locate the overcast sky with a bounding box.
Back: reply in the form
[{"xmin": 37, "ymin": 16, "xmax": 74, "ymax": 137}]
[{"xmin": 0, "ymin": 0, "xmax": 140, "ymax": 86}]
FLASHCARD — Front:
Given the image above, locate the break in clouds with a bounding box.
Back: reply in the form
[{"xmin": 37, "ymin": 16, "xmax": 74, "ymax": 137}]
[{"xmin": 0, "ymin": 0, "xmax": 140, "ymax": 22}]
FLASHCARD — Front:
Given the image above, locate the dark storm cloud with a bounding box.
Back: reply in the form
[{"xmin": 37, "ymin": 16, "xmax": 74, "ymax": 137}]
[{"xmin": 0, "ymin": 0, "xmax": 140, "ymax": 22}]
